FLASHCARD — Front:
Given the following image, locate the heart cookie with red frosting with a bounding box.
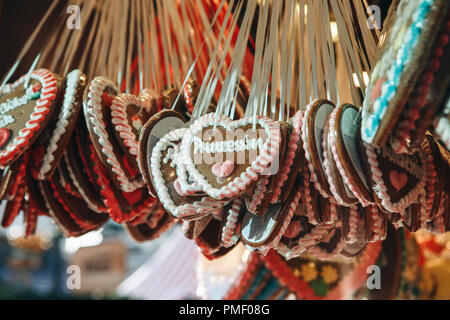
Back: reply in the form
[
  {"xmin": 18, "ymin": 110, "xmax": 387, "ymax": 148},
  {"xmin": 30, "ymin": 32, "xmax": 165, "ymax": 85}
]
[{"xmin": 0, "ymin": 68, "xmax": 59, "ymax": 167}]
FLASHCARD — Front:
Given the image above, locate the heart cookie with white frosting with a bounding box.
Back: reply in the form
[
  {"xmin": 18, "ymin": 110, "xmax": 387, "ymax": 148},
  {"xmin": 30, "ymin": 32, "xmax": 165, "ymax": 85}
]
[{"xmin": 180, "ymin": 113, "xmax": 281, "ymax": 200}]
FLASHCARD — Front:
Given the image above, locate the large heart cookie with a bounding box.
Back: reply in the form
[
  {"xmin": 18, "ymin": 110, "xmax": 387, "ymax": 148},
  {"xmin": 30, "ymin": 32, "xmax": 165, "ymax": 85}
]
[
  {"xmin": 180, "ymin": 113, "xmax": 281, "ymax": 200},
  {"xmin": 0, "ymin": 68, "xmax": 59, "ymax": 167},
  {"xmin": 150, "ymin": 127, "xmax": 226, "ymax": 219}
]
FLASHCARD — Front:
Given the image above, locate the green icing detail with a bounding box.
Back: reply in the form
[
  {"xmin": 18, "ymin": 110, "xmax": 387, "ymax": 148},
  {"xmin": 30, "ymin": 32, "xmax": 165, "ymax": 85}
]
[
  {"xmin": 310, "ymin": 278, "xmax": 328, "ymax": 296},
  {"xmin": 29, "ymin": 91, "xmax": 41, "ymax": 100}
]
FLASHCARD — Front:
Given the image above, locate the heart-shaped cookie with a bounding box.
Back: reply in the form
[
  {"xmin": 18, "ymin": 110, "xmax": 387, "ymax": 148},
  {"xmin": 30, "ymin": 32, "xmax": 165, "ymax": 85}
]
[
  {"xmin": 0, "ymin": 68, "xmax": 59, "ymax": 167},
  {"xmin": 84, "ymin": 76, "xmax": 144, "ymax": 192},
  {"xmin": 181, "ymin": 113, "xmax": 281, "ymax": 200},
  {"xmin": 150, "ymin": 127, "xmax": 227, "ymax": 219},
  {"xmin": 327, "ymin": 104, "xmax": 373, "ymax": 207},
  {"xmin": 360, "ymin": 140, "xmax": 426, "ymax": 213},
  {"xmin": 301, "ymin": 99, "xmax": 335, "ymax": 199},
  {"xmin": 34, "ymin": 69, "xmax": 86, "ymax": 180},
  {"xmin": 110, "ymin": 90, "xmax": 157, "ymax": 167},
  {"xmin": 138, "ymin": 109, "xmax": 187, "ymax": 197}
]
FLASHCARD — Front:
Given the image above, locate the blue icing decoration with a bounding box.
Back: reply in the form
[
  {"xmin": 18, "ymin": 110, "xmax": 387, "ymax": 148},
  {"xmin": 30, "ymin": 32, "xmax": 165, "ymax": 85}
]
[{"xmin": 363, "ymin": 0, "xmax": 434, "ymax": 140}]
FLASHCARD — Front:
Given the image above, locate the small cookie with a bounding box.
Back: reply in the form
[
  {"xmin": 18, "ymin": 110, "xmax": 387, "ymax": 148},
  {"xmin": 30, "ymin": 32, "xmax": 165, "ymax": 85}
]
[
  {"xmin": 327, "ymin": 104, "xmax": 373, "ymax": 207},
  {"xmin": 301, "ymin": 99, "xmax": 335, "ymax": 198},
  {"xmin": 110, "ymin": 90, "xmax": 156, "ymax": 171},
  {"xmin": 0, "ymin": 68, "xmax": 59, "ymax": 167},
  {"xmin": 138, "ymin": 109, "xmax": 186, "ymax": 197},
  {"xmin": 359, "ymin": 137, "xmax": 426, "ymax": 213}
]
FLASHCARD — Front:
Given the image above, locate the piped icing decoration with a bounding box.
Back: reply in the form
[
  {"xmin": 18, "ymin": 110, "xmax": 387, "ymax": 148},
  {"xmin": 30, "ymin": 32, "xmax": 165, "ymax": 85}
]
[
  {"xmin": 302, "ymin": 163, "xmax": 320, "ymax": 225},
  {"xmin": 363, "ymin": 141, "xmax": 425, "ymax": 212},
  {"xmin": 212, "ymin": 160, "xmax": 235, "ymax": 178},
  {"xmin": 246, "ymin": 175, "xmax": 269, "ymax": 214},
  {"xmin": 361, "ymin": 0, "xmax": 435, "ymax": 143},
  {"xmin": 0, "ymin": 68, "xmax": 58, "ymax": 167},
  {"xmin": 111, "ymin": 91, "xmax": 155, "ymax": 158},
  {"xmin": 37, "ymin": 70, "xmax": 85, "ymax": 180},
  {"xmin": 390, "ymin": 11, "xmax": 450, "ymax": 153},
  {"xmin": 84, "ymin": 76, "xmax": 144, "ymax": 192},
  {"xmin": 221, "ymin": 198, "xmax": 242, "ymax": 247},
  {"xmin": 271, "ymin": 110, "xmax": 303, "ymax": 203},
  {"xmin": 174, "ymin": 157, "xmax": 204, "ymax": 196},
  {"xmin": 344, "ymin": 206, "xmax": 359, "ymax": 244},
  {"xmin": 150, "ymin": 127, "xmax": 226, "ymax": 219},
  {"xmin": 181, "ymin": 112, "xmax": 281, "ymax": 200}
]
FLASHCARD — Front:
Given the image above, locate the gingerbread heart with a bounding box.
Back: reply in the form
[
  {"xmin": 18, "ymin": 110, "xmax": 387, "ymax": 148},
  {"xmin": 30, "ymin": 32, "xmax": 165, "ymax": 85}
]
[
  {"xmin": 0, "ymin": 69, "xmax": 59, "ymax": 167},
  {"xmin": 150, "ymin": 127, "xmax": 227, "ymax": 219},
  {"xmin": 110, "ymin": 90, "xmax": 157, "ymax": 165},
  {"xmin": 361, "ymin": 141, "xmax": 426, "ymax": 212},
  {"xmin": 84, "ymin": 76, "xmax": 144, "ymax": 192},
  {"xmin": 180, "ymin": 113, "xmax": 281, "ymax": 200},
  {"xmin": 35, "ymin": 69, "xmax": 87, "ymax": 180}
]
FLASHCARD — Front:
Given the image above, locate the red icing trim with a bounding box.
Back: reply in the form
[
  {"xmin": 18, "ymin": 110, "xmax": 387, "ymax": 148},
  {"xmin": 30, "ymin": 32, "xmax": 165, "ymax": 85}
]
[
  {"xmin": 1, "ymin": 183, "xmax": 26, "ymax": 227},
  {"xmin": 0, "ymin": 69, "xmax": 58, "ymax": 167}
]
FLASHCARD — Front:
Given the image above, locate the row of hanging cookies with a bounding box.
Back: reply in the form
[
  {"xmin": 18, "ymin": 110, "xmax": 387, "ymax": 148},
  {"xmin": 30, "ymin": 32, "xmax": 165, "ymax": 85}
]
[
  {"xmin": 143, "ymin": 87, "xmax": 449, "ymax": 260},
  {"xmin": 0, "ymin": 67, "xmax": 219, "ymax": 240}
]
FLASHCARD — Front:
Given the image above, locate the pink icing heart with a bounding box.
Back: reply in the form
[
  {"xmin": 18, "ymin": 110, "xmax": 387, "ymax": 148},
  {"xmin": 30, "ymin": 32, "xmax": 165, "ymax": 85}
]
[
  {"xmin": 212, "ymin": 160, "xmax": 235, "ymax": 178},
  {"xmin": 283, "ymin": 220, "xmax": 302, "ymax": 239},
  {"xmin": 371, "ymin": 77, "xmax": 387, "ymax": 102},
  {"xmin": 389, "ymin": 170, "xmax": 408, "ymax": 192}
]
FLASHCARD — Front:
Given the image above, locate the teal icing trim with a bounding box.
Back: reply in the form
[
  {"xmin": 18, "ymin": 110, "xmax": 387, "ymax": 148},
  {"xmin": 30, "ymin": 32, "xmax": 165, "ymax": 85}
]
[{"xmin": 363, "ymin": 0, "xmax": 434, "ymax": 141}]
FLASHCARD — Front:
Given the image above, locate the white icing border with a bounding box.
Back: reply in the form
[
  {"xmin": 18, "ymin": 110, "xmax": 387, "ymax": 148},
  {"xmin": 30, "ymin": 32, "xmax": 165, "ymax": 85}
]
[
  {"xmin": 181, "ymin": 113, "xmax": 281, "ymax": 200},
  {"xmin": 150, "ymin": 127, "xmax": 225, "ymax": 219},
  {"xmin": 84, "ymin": 76, "xmax": 144, "ymax": 192},
  {"xmin": 38, "ymin": 70, "xmax": 83, "ymax": 180}
]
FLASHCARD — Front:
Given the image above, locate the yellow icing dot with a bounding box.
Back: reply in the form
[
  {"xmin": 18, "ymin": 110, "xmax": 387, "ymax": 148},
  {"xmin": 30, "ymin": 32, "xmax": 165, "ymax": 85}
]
[
  {"xmin": 300, "ymin": 263, "xmax": 318, "ymax": 282},
  {"xmin": 294, "ymin": 268, "xmax": 301, "ymax": 277},
  {"xmin": 321, "ymin": 265, "xmax": 339, "ymax": 284}
]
